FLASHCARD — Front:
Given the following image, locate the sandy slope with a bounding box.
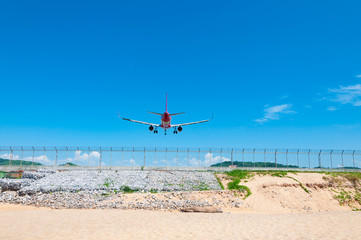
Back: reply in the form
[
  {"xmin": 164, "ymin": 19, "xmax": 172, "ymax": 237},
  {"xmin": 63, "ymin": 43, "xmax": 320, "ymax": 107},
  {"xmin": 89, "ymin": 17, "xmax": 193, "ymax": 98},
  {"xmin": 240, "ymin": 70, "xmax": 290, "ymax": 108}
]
[
  {"xmin": 218, "ymin": 172, "xmax": 357, "ymax": 212},
  {"xmin": 0, "ymin": 204, "xmax": 360, "ymax": 240}
]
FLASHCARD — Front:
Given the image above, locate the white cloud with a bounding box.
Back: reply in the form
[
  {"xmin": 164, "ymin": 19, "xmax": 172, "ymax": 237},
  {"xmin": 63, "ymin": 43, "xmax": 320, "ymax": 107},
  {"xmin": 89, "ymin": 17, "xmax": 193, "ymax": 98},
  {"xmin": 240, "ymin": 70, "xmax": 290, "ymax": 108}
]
[
  {"xmin": 204, "ymin": 153, "xmax": 230, "ymax": 166},
  {"xmin": 356, "ymin": 75, "xmax": 361, "ymax": 78},
  {"xmin": 327, "ymin": 106, "xmax": 337, "ymax": 111},
  {"xmin": 255, "ymin": 104, "xmax": 296, "ymax": 123},
  {"xmin": 24, "ymin": 155, "xmax": 53, "ymax": 165},
  {"xmin": 58, "ymin": 150, "xmax": 100, "ymax": 166},
  {"xmin": 0, "ymin": 153, "xmax": 20, "ymax": 160},
  {"xmin": 328, "ymin": 84, "xmax": 361, "ymax": 106},
  {"xmin": 73, "ymin": 150, "xmax": 100, "ymax": 162}
]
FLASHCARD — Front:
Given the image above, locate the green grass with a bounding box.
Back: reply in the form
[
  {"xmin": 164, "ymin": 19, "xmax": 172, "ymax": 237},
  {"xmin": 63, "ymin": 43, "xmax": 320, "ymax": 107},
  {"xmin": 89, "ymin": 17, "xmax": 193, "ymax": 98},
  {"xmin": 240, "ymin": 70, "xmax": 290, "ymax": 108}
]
[
  {"xmin": 103, "ymin": 178, "xmax": 113, "ymax": 190},
  {"xmin": 211, "ymin": 161, "xmax": 298, "ymax": 168},
  {"xmin": 193, "ymin": 181, "xmax": 211, "ymax": 191},
  {"xmin": 227, "ymin": 179, "xmax": 252, "ymax": 199},
  {"xmin": 214, "ymin": 173, "xmax": 225, "ymax": 190},
  {"xmin": 150, "ymin": 188, "xmax": 158, "ymax": 193},
  {"xmin": 325, "ymin": 172, "xmax": 361, "ymax": 185},
  {"xmin": 225, "ymin": 170, "xmax": 253, "ymax": 199},
  {"xmin": 271, "ymin": 172, "xmax": 288, "ymax": 177},
  {"xmin": 334, "ymin": 189, "xmax": 353, "ymax": 205},
  {"xmin": 122, "ymin": 185, "xmax": 137, "ymax": 193},
  {"xmin": 287, "ymin": 176, "xmax": 310, "ymax": 193},
  {"xmin": 226, "ymin": 169, "xmax": 254, "ymax": 180}
]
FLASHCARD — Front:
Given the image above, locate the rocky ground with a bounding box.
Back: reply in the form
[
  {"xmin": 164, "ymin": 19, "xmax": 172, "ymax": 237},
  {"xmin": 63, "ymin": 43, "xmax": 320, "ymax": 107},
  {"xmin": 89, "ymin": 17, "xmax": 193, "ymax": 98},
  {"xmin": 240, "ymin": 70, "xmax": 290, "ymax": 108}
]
[{"xmin": 0, "ymin": 170, "xmax": 235, "ymax": 210}]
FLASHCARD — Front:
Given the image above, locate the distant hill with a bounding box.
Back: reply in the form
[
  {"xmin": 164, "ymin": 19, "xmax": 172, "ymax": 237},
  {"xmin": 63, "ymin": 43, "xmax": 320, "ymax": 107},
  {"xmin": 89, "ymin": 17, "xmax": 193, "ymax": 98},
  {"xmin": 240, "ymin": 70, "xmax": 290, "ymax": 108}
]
[
  {"xmin": 211, "ymin": 161, "xmax": 298, "ymax": 168},
  {"xmin": 0, "ymin": 158, "xmax": 42, "ymax": 166},
  {"xmin": 59, "ymin": 162, "xmax": 77, "ymax": 166}
]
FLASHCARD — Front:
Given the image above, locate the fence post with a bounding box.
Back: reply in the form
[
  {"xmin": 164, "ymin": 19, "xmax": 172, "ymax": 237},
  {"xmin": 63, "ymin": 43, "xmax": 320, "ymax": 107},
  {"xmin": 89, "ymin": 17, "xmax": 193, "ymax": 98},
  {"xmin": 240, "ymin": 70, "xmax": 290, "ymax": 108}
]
[
  {"xmin": 88, "ymin": 147, "xmax": 91, "ymax": 167},
  {"xmin": 143, "ymin": 147, "xmax": 146, "ymax": 169},
  {"xmin": 275, "ymin": 149, "xmax": 277, "ymax": 168},
  {"xmin": 242, "ymin": 148, "xmax": 245, "ymax": 168},
  {"xmin": 55, "ymin": 147, "xmax": 58, "ymax": 167},
  {"xmin": 32, "ymin": 146, "xmax": 35, "ymax": 167},
  {"xmin": 132, "ymin": 147, "xmax": 135, "ymax": 167},
  {"xmin": 110, "ymin": 147, "xmax": 113, "ymax": 169},
  {"xmin": 43, "ymin": 147, "xmax": 46, "ymax": 166},
  {"xmin": 264, "ymin": 149, "xmax": 266, "ymax": 168},
  {"xmin": 187, "ymin": 148, "xmax": 189, "ymax": 167},
  {"xmin": 20, "ymin": 146, "xmax": 24, "ymax": 168},
  {"xmin": 253, "ymin": 148, "xmax": 255, "ymax": 168},
  {"xmin": 65, "ymin": 146, "xmax": 68, "ymax": 165},
  {"xmin": 330, "ymin": 150, "xmax": 333, "ymax": 169},
  {"xmin": 199, "ymin": 148, "xmax": 201, "ymax": 168},
  {"xmin": 286, "ymin": 149, "xmax": 288, "ymax": 168},
  {"xmin": 297, "ymin": 149, "xmax": 300, "ymax": 168},
  {"xmin": 209, "ymin": 148, "xmax": 212, "ymax": 167},
  {"xmin": 99, "ymin": 147, "xmax": 102, "ymax": 171},
  {"xmin": 353, "ymin": 150, "xmax": 356, "ymax": 169},
  {"xmin": 76, "ymin": 146, "xmax": 79, "ymax": 166},
  {"xmin": 176, "ymin": 147, "xmax": 178, "ymax": 167},
  {"xmin": 341, "ymin": 150, "xmax": 344, "ymax": 169},
  {"xmin": 9, "ymin": 146, "xmax": 13, "ymax": 168},
  {"xmin": 220, "ymin": 148, "xmax": 223, "ymax": 168},
  {"xmin": 318, "ymin": 150, "xmax": 322, "ymax": 169},
  {"xmin": 121, "ymin": 147, "xmax": 124, "ymax": 168},
  {"xmin": 308, "ymin": 149, "xmax": 311, "ymax": 169}
]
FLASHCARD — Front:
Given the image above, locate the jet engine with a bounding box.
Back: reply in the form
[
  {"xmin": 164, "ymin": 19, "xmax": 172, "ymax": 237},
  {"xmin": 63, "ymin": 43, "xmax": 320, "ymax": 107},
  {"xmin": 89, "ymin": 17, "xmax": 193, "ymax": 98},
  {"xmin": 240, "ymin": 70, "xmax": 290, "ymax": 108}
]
[
  {"xmin": 149, "ymin": 125, "xmax": 154, "ymax": 131},
  {"xmin": 177, "ymin": 126, "xmax": 183, "ymax": 132}
]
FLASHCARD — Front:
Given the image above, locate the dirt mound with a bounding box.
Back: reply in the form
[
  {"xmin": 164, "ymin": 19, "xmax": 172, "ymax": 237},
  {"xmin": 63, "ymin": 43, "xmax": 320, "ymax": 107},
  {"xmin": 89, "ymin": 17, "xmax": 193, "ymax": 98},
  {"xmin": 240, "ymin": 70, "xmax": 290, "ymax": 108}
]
[{"xmin": 217, "ymin": 172, "xmax": 361, "ymax": 213}]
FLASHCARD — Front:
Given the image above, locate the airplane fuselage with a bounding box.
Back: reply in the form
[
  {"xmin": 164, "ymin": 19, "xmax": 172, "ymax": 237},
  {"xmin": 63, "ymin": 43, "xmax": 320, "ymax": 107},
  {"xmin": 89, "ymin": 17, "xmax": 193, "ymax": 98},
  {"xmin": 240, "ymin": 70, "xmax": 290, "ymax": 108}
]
[{"xmin": 161, "ymin": 112, "xmax": 171, "ymax": 129}]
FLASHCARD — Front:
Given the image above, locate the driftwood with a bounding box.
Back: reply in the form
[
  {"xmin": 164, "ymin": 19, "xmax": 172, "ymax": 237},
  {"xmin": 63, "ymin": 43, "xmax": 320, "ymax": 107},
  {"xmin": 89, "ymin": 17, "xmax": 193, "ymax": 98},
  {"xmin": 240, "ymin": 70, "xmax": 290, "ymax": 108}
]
[{"xmin": 180, "ymin": 207, "xmax": 223, "ymax": 213}]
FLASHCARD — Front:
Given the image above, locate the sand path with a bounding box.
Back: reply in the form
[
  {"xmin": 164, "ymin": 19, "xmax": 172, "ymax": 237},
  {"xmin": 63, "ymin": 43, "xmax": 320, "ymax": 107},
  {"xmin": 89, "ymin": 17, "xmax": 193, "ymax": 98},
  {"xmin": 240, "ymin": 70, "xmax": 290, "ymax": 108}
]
[{"xmin": 1, "ymin": 204, "xmax": 360, "ymax": 240}]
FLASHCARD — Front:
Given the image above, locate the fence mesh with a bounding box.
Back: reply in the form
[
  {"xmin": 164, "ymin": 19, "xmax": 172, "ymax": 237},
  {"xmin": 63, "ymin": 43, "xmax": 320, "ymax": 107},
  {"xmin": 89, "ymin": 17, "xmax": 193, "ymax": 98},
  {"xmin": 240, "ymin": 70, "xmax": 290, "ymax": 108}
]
[{"xmin": 0, "ymin": 146, "xmax": 360, "ymax": 170}]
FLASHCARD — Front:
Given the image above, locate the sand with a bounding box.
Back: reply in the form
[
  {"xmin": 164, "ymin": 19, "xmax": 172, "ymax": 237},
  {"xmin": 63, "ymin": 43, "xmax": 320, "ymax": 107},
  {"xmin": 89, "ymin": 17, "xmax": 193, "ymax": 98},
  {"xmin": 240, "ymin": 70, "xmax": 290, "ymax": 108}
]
[
  {"xmin": 1, "ymin": 172, "xmax": 360, "ymax": 239},
  {"xmin": 217, "ymin": 172, "xmax": 359, "ymax": 212},
  {"xmin": 0, "ymin": 204, "xmax": 360, "ymax": 240}
]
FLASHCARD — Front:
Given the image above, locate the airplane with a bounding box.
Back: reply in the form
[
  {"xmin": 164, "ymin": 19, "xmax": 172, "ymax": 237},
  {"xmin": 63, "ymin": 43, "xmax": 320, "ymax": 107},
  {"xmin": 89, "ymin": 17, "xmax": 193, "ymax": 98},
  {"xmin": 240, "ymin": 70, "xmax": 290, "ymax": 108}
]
[{"xmin": 121, "ymin": 93, "xmax": 212, "ymax": 135}]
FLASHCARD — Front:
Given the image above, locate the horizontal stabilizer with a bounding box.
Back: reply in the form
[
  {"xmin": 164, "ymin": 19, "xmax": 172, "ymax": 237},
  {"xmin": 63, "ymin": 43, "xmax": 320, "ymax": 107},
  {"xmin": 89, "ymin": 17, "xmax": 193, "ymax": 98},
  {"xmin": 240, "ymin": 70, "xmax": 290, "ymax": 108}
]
[
  {"xmin": 169, "ymin": 112, "xmax": 186, "ymax": 116},
  {"xmin": 148, "ymin": 111, "xmax": 163, "ymax": 116}
]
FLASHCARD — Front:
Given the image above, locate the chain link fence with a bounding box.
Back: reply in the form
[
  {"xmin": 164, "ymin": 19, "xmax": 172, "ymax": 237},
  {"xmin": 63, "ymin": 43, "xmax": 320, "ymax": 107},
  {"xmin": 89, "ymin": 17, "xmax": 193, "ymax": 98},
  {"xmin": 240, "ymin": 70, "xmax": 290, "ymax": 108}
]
[{"xmin": 0, "ymin": 146, "xmax": 360, "ymax": 170}]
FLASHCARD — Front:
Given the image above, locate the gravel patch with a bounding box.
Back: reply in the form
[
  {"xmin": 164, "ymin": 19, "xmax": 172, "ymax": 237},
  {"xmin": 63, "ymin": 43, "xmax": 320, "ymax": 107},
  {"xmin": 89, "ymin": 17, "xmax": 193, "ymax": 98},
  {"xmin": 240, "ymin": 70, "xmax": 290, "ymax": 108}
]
[{"xmin": 0, "ymin": 170, "xmax": 227, "ymax": 210}]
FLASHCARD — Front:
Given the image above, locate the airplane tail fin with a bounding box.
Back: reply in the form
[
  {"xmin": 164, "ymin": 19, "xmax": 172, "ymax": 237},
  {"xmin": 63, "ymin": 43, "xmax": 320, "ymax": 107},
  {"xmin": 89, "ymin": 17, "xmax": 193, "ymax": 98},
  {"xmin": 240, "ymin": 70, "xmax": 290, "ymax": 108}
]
[
  {"xmin": 169, "ymin": 112, "xmax": 186, "ymax": 116},
  {"xmin": 148, "ymin": 111, "xmax": 163, "ymax": 116}
]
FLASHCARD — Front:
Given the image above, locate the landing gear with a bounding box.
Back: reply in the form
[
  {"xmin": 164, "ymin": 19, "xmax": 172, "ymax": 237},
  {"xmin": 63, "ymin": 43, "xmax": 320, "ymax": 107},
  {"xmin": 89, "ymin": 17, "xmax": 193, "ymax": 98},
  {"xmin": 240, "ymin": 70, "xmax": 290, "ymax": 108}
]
[
  {"xmin": 153, "ymin": 130, "xmax": 158, "ymax": 134},
  {"xmin": 173, "ymin": 131, "xmax": 178, "ymax": 134}
]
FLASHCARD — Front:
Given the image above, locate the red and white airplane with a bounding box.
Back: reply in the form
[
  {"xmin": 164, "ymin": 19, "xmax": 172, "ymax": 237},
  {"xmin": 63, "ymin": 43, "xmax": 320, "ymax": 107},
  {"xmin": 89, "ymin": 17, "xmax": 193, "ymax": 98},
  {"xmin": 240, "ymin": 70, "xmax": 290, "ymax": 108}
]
[{"xmin": 122, "ymin": 94, "xmax": 212, "ymax": 135}]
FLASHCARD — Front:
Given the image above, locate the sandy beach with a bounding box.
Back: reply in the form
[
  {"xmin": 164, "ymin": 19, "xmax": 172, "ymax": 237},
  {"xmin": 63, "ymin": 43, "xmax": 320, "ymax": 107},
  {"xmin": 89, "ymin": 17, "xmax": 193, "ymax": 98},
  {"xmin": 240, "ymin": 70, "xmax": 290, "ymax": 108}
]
[
  {"xmin": 1, "ymin": 204, "xmax": 360, "ymax": 240},
  {"xmin": 1, "ymin": 171, "xmax": 361, "ymax": 239}
]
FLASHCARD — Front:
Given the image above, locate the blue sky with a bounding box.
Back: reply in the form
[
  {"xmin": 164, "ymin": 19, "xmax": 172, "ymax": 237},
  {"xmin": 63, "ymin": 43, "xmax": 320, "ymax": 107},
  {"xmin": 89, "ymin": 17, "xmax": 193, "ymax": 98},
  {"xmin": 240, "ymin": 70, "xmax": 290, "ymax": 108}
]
[{"xmin": 1, "ymin": 0, "xmax": 361, "ymax": 149}]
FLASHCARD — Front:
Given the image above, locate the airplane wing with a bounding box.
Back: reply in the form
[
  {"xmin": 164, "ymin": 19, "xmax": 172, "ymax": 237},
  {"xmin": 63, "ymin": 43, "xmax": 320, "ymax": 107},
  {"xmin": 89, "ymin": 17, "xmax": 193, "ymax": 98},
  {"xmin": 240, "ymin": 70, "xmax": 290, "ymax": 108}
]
[
  {"xmin": 172, "ymin": 114, "xmax": 213, "ymax": 127},
  {"xmin": 172, "ymin": 119, "xmax": 210, "ymax": 127},
  {"xmin": 122, "ymin": 118, "xmax": 160, "ymax": 126}
]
